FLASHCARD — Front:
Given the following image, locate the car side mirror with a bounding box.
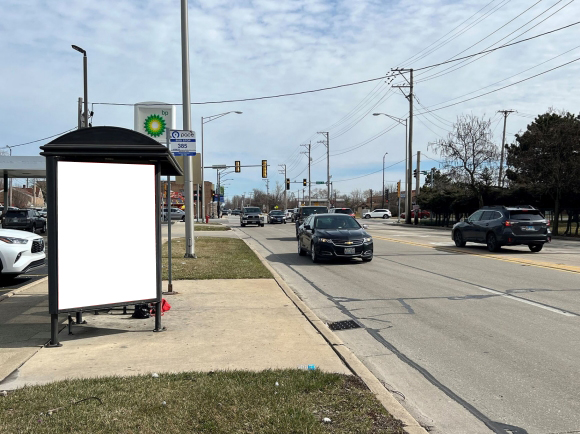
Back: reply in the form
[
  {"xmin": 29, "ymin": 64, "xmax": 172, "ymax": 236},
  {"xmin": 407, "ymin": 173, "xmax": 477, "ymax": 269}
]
[
  {"xmin": 362, "ymin": 224, "xmax": 369, "ymax": 229},
  {"xmin": 304, "ymin": 224, "xmax": 311, "ymax": 230},
  {"xmin": 460, "ymin": 217, "xmax": 465, "ymax": 222}
]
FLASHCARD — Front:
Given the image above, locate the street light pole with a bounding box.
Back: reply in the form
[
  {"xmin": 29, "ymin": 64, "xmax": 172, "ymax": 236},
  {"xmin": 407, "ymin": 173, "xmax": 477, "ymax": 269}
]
[
  {"xmin": 201, "ymin": 111, "xmax": 242, "ymax": 221},
  {"xmin": 71, "ymin": 45, "xmax": 88, "ymax": 129},
  {"xmin": 382, "ymin": 151, "xmax": 388, "ymax": 208}
]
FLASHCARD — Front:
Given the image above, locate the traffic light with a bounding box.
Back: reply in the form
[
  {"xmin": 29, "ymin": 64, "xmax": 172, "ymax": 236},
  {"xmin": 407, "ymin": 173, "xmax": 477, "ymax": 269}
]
[
  {"xmin": 286, "ymin": 178, "xmax": 290, "ymax": 190},
  {"xmin": 262, "ymin": 160, "xmax": 267, "ymax": 178},
  {"xmin": 211, "ymin": 190, "xmax": 216, "ymax": 201},
  {"xmin": 385, "ymin": 188, "xmax": 389, "ymax": 204},
  {"xmin": 397, "ymin": 181, "xmax": 401, "ymax": 197},
  {"xmin": 413, "ymin": 169, "xmax": 417, "ymax": 178},
  {"xmin": 303, "ymin": 179, "xmax": 307, "ymax": 186},
  {"xmin": 235, "ymin": 161, "xmax": 241, "ymax": 173}
]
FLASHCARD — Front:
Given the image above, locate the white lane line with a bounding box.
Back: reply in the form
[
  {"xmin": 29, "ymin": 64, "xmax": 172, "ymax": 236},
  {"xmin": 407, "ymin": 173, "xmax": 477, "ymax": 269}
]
[{"xmin": 478, "ymin": 287, "xmax": 577, "ymax": 317}]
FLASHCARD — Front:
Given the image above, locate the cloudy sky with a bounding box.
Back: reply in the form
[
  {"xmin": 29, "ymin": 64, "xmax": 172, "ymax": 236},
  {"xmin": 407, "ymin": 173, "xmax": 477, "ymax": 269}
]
[{"xmin": 1, "ymin": 0, "xmax": 579, "ymax": 200}]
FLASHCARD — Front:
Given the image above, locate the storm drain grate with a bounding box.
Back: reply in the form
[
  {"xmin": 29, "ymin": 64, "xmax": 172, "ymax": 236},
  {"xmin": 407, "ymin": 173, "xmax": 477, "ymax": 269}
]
[{"xmin": 327, "ymin": 320, "xmax": 361, "ymax": 331}]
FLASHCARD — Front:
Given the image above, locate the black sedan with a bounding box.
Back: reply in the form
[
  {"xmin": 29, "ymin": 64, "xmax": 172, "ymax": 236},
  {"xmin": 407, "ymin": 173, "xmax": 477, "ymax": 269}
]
[
  {"xmin": 267, "ymin": 210, "xmax": 286, "ymax": 224},
  {"xmin": 297, "ymin": 214, "xmax": 373, "ymax": 263}
]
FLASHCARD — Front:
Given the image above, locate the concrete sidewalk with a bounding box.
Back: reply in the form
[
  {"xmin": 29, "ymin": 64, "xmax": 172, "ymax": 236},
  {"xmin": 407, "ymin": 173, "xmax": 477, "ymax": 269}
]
[{"xmin": 0, "ymin": 278, "xmax": 349, "ymax": 390}]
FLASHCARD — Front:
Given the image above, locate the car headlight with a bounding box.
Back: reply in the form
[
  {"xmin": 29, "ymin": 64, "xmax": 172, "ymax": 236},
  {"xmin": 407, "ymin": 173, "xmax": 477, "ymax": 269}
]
[
  {"xmin": 0, "ymin": 236, "xmax": 28, "ymax": 244},
  {"xmin": 363, "ymin": 237, "xmax": 373, "ymax": 243},
  {"xmin": 318, "ymin": 238, "xmax": 332, "ymax": 243}
]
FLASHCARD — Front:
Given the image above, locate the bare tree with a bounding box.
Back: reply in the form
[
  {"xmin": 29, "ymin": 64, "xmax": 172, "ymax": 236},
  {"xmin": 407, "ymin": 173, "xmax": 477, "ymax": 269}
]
[{"xmin": 429, "ymin": 114, "xmax": 498, "ymax": 208}]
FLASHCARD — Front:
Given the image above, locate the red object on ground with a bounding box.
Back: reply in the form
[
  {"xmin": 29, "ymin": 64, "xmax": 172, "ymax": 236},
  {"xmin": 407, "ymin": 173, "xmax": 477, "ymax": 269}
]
[
  {"xmin": 206, "ymin": 215, "xmax": 210, "ymax": 223},
  {"xmin": 150, "ymin": 298, "xmax": 171, "ymax": 316}
]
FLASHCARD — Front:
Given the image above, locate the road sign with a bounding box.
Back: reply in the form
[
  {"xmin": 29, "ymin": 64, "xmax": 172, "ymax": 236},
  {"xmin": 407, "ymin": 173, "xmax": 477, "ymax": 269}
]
[
  {"xmin": 315, "ymin": 181, "xmax": 325, "ymax": 184},
  {"xmin": 413, "ymin": 205, "xmax": 420, "ymax": 210},
  {"xmin": 400, "ymin": 193, "xmax": 406, "ymax": 198},
  {"xmin": 168, "ymin": 130, "xmax": 196, "ymax": 156},
  {"xmin": 211, "ymin": 164, "xmax": 227, "ymax": 169}
]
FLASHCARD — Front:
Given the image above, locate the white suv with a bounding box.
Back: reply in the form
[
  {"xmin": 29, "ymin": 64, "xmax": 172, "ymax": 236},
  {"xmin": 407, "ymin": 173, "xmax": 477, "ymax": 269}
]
[
  {"xmin": 363, "ymin": 209, "xmax": 392, "ymax": 219},
  {"xmin": 0, "ymin": 229, "xmax": 46, "ymax": 277}
]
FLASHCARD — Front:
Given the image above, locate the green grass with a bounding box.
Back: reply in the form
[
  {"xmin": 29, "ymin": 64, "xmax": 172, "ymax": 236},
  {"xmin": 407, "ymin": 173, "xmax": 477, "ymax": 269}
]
[
  {"xmin": 162, "ymin": 237, "xmax": 272, "ymax": 280},
  {"xmin": 0, "ymin": 370, "xmax": 404, "ymax": 433},
  {"xmin": 194, "ymin": 223, "xmax": 231, "ymax": 231}
]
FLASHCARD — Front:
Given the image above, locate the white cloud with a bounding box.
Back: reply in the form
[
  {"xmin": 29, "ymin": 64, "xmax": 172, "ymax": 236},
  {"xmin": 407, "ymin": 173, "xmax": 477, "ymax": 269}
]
[{"xmin": 0, "ymin": 0, "xmax": 578, "ymax": 197}]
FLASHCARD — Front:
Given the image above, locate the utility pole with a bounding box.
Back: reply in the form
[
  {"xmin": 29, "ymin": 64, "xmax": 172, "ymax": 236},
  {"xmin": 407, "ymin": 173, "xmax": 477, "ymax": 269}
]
[
  {"xmin": 318, "ymin": 132, "xmax": 330, "ymax": 205},
  {"xmin": 498, "ymin": 110, "xmax": 515, "ymax": 187},
  {"xmin": 264, "ymin": 178, "xmax": 270, "ymax": 212},
  {"xmin": 392, "ymin": 68, "xmax": 413, "ymax": 224},
  {"xmin": 279, "ymin": 164, "xmax": 287, "ymax": 211},
  {"xmin": 415, "ymin": 151, "xmax": 421, "ymax": 198},
  {"xmin": 180, "ymin": 0, "xmax": 195, "ymax": 258},
  {"xmin": 370, "ymin": 189, "xmax": 373, "ymax": 211},
  {"xmin": 431, "ymin": 167, "xmax": 436, "ymax": 189},
  {"xmin": 300, "ymin": 142, "xmax": 312, "ymax": 205}
]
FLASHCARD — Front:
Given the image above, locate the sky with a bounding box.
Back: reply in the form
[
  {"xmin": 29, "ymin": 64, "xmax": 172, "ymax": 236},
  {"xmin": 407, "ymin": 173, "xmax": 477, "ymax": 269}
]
[{"xmin": 1, "ymin": 0, "xmax": 579, "ymax": 202}]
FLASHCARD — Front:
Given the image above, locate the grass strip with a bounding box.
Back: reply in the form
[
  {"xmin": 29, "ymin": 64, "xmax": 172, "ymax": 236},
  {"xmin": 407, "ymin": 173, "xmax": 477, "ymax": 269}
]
[
  {"xmin": 194, "ymin": 223, "xmax": 231, "ymax": 231},
  {"xmin": 162, "ymin": 237, "xmax": 272, "ymax": 280},
  {"xmin": 0, "ymin": 370, "xmax": 404, "ymax": 433}
]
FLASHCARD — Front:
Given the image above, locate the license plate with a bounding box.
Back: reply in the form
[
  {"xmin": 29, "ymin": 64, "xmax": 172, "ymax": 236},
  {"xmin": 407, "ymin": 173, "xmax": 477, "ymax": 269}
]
[
  {"xmin": 522, "ymin": 226, "xmax": 536, "ymax": 231},
  {"xmin": 344, "ymin": 247, "xmax": 355, "ymax": 254}
]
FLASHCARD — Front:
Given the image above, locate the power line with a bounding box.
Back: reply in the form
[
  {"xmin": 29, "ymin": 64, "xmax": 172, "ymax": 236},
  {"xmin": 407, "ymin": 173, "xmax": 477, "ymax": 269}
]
[
  {"xmin": 333, "ymin": 157, "xmax": 408, "ymax": 183},
  {"xmin": 415, "ymin": 55, "xmax": 580, "ymax": 115},
  {"xmin": 411, "ymin": 20, "xmax": 579, "ymax": 72},
  {"xmin": 1, "ymin": 127, "xmax": 78, "ymax": 152},
  {"xmin": 93, "ymin": 75, "xmax": 391, "ymax": 107}
]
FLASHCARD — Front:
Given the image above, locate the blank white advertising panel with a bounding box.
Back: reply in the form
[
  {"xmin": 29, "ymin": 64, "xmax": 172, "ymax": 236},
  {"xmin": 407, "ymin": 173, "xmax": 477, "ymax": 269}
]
[{"xmin": 57, "ymin": 161, "xmax": 157, "ymax": 310}]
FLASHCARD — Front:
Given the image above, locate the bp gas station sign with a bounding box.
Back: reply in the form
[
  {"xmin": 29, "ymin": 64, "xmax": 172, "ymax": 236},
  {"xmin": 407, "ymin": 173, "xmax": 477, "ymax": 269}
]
[{"xmin": 134, "ymin": 102, "xmax": 176, "ymax": 143}]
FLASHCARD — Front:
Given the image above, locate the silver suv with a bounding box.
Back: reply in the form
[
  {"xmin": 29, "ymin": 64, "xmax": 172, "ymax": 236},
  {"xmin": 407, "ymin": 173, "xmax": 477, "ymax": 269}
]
[{"xmin": 240, "ymin": 207, "xmax": 264, "ymax": 227}]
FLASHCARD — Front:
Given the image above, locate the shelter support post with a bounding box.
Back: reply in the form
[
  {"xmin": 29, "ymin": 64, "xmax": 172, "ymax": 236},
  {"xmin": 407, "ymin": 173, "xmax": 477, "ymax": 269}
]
[{"xmin": 47, "ymin": 314, "xmax": 62, "ymax": 347}]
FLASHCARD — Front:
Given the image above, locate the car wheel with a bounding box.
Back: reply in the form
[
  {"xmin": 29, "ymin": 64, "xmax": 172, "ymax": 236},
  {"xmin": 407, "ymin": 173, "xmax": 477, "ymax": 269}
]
[
  {"xmin": 310, "ymin": 243, "xmax": 319, "ymax": 263},
  {"xmin": 486, "ymin": 233, "xmax": 500, "ymax": 252},
  {"xmin": 528, "ymin": 244, "xmax": 543, "ymax": 252},
  {"xmin": 260, "ymin": 224, "xmax": 264, "ymax": 227},
  {"xmin": 364, "ymin": 215, "xmax": 371, "ymax": 219},
  {"xmin": 298, "ymin": 240, "xmax": 305, "ymax": 256},
  {"xmin": 181, "ymin": 216, "xmax": 185, "ymax": 222},
  {"xmin": 382, "ymin": 214, "xmax": 388, "ymax": 219},
  {"xmin": 454, "ymin": 230, "xmax": 466, "ymax": 247},
  {"xmin": 362, "ymin": 255, "xmax": 373, "ymax": 262},
  {"xmin": 30, "ymin": 224, "xmax": 36, "ymax": 233},
  {"xmin": 284, "ymin": 221, "xmax": 287, "ymax": 224},
  {"xmin": 41, "ymin": 223, "xmax": 47, "ymax": 234},
  {"xmin": 241, "ymin": 223, "xmax": 246, "ymax": 227}
]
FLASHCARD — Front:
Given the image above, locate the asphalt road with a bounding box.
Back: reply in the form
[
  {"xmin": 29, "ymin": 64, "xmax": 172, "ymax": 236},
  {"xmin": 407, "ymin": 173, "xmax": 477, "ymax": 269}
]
[{"xmin": 228, "ymin": 216, "xmax": 580, "ymax": 434}]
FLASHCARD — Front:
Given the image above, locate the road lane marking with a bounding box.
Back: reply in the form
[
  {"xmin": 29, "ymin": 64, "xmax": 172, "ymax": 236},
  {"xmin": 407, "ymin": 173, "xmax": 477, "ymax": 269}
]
[
  {"xmin": 372, "ymin": 235, "xmax": 580, "ymax": 275},
  {"xmin": 476, "ymin": 287, "xmax": 576, "ymax": 317}
]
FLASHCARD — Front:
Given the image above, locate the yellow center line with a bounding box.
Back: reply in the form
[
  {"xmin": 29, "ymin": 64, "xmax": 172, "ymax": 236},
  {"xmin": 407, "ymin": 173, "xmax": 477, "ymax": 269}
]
[{"xmin": 372, "ymin": 235, "xmax": 580, "ymax": 275}]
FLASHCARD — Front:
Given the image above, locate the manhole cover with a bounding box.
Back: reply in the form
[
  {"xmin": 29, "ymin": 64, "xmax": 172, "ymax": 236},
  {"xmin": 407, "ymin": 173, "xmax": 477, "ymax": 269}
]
[{"xmin": 327, "ymin": 320, "xmax": 361, "ymax": 331}]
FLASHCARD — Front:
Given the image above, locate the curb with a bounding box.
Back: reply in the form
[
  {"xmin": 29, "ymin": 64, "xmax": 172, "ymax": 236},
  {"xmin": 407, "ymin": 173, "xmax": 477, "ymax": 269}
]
[
  {"xmin": 236, "ymin": 229, "xmax": 428, "ymax": 434},
  {"xmin": 0, "ymin": 276, "xmax": 48, "ymax": 303}
]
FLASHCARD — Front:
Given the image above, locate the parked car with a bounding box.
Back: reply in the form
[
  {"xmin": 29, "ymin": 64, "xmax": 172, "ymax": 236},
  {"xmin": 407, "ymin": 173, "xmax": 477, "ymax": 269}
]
[
  {"xmin": 267, "ymin": 210, "xmax": 286, "ymax": 224},
  {"xmin": 329, "ymin": 207, "xmax": 355, "ymax": 217},
  {"xmin": 2, "ymin": 209, "xmax": 46, "ymax": 233},
  {"xmin": 0, "ymin": 229, "xmax": 46, "ymax": 278},
  {"xmin": 297, "ymin": 214, "xmax": 373, "ymax": 262},
  {"xmin": 451, "ymin": 205, "xmax": 551, "ymax": 252},
  {"xmin": 240, "ymin": 207, "xmax": 264, "ymax": 227},
  {"xmin": 363, "ymin": 209, "xmax": 392, "ymax": 219},
  {"xmin": 295, "ymin": 206, "xmax": 329, "ymax": 239},
  {"xmin": 232, "ymin": 209, "xmax": 241, "ymax": 216},
  {"xmin": 162, "ymin": 207, "xmax": 186, "ymax": 221},
  {"xmin": 284, "ymin": 209, "xmax": 294, "ymax": 221},
  {"xmin": 38, "ymin": 208, "xmax": 48, "ymax": 218},
  {"xmin": 400, "ymin": 210, "xmax": 431, "ymax": 219}
]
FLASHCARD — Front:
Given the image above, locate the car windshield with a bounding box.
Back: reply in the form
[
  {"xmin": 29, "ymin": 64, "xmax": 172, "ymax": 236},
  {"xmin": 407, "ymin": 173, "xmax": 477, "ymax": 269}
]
[
  {"xmin": 6, "ymin": 211, "xmax": 27, "ymax": 218},
  {"xmin": 334, "ymin": 208, "xmax": 353, "ymax": 214},
  {"xmin": 509, "ymin": 210, "xmax": 544, "ymax": 221},
  {"xmin": 270, "ymin": 211, "xmax": 284, "ymax": 215},
  {"xmin": 314, "ymin": 215, "xmax": 360, "ymax": 230},
  {"xmin": 301, "ymin": 207, "xmax": 328, "ymax": 216},
  {"xmin": 244, "ymin": 207, "xmax": 261, "ymax": 213}
]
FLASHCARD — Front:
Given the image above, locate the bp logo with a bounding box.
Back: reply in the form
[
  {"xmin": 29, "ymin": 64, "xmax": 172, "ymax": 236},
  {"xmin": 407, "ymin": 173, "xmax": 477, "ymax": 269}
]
[{"xmin": 143, "ymin": 114, "xmax": 166, "ymax": 137}]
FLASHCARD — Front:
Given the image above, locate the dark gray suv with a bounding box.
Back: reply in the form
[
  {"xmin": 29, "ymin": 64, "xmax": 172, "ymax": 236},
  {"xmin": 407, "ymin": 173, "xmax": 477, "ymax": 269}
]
[
  {"xmin": 452, "ymin": 205, "xmax": 551, "ymax": 252},
  {"xmin": 3, "ymin": 209, "xmax": 47, "ymax": 234}
]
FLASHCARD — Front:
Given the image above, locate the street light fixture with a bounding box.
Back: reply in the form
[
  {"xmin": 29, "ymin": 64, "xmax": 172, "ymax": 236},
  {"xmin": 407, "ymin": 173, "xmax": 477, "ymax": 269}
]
[
  {"xmin": 71, "ymin": 45, "xmax": 88, "ymax": 129},
  {"xmin": 201, "ymin": 111, "xmax": 242, "ymax": 220},
  {"xmin": 373, "ymin": 113, "xmax": 408, "ymax": 217}
]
